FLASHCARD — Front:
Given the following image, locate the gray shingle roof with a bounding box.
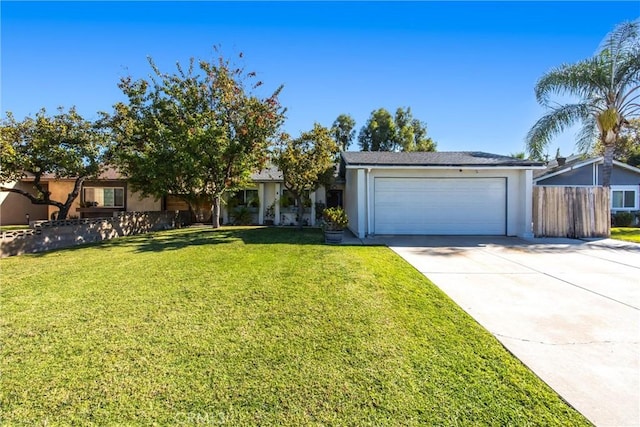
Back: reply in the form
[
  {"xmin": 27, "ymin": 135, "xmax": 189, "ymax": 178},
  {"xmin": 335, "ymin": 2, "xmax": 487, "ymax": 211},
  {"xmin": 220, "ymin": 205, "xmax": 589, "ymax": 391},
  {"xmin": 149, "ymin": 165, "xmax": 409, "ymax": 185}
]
[
  {"xmin": 251, "ymin": 166, "xmax": 283, "ymax": 181},
  {"xmin": 341, "ymin": 151, "xmax": 544, "ymax": 167}
]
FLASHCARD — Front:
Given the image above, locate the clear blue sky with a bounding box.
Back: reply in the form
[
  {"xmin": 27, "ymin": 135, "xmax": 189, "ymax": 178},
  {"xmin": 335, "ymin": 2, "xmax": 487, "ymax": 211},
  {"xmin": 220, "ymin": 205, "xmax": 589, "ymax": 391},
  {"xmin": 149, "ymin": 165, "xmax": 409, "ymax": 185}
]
[{"xmin": 2, "ymin": 1, "xmax": 639, "ymax": 157}]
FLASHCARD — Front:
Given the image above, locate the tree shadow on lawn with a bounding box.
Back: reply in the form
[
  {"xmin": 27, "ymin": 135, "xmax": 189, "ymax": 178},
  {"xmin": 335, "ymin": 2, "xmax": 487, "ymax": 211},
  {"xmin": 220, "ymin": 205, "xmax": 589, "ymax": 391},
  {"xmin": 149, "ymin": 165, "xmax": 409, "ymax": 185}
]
[
  {"xmin": 132, "ymin": 226, "xmax": 329, "ymax": 252},
  {"xmin": 29, "ymin": 226, "xmax": 327, "ymax": 256}
]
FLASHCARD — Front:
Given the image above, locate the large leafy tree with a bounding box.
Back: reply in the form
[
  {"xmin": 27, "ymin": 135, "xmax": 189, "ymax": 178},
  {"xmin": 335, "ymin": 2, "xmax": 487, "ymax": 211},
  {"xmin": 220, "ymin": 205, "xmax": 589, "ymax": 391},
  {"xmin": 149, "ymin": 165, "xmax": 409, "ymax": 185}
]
[
  {"xmin": 331, "ymin": 114, "xmax": 356, "ymax": 151},
  {"xmin": 358, "ymin": 108, "xmax": 397, "ymax": 151},
  {"xmin": 598, "ymin": 118, "xmax": 640, "ymax": 167},
  {"xmin": 109, "ymin": 54, "xmax": 284, "ymax": 227},
  {"xmin": 0, "ymin": 107, "xmax": 106, "ymax": 220},
  {"xmin": 358, "ymin": 107, "xmax": 436, "ymax": 152},
  {"xmin": 526, "ymin": 21, "xmax": 640, "ymax": 187},
  {"xmin": 272, "ymin": 124, "xmax": 339, "ymax": 229},
  {"xmin": 393, "ymin": 107, "xmax": 437, "ymax": 152}
]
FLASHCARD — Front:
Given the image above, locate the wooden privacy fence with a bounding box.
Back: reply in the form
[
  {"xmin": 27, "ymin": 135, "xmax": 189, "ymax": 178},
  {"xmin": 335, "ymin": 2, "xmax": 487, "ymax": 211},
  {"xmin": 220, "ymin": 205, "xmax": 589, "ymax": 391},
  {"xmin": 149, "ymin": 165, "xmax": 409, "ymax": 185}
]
[{"xmin": 533, "ymin": 186, "xmax": 610, "ymax": 238}]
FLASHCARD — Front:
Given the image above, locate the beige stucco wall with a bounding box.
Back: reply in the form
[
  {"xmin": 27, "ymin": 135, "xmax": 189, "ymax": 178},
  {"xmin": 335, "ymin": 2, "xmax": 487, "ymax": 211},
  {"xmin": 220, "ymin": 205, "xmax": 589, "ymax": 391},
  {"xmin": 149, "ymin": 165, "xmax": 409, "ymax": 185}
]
[
  {"xmin": 46, "ymin": 181, "xmax": 81, "ymax": 219},
  {"xmin": 127, "ymin": 189, "xmax": 161, "ymax": 212},
  {"xmin": 0, "ymin": 181, "xmax": 49, "ymax": 225}
]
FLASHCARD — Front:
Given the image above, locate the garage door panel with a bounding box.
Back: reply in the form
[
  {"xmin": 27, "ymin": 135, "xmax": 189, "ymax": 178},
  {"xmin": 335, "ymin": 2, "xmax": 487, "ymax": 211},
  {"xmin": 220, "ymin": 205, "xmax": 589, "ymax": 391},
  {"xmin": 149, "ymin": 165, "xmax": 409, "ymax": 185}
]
[{"xmin": 374, "ymin": 178, "xmax": 506, "ymax": 235}]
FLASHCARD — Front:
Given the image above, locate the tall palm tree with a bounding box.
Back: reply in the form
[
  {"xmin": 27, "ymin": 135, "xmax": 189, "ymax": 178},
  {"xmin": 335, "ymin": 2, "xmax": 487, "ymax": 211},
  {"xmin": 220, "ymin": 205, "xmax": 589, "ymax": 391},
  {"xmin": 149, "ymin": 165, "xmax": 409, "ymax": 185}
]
[{"xmin": 526, "ymin": 21, "xmax": 640, "ymax": 187}]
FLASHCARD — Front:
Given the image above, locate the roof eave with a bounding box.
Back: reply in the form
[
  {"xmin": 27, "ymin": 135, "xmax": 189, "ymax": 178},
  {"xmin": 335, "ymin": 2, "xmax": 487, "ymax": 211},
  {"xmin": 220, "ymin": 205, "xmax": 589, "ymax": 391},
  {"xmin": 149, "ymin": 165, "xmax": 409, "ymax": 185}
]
[{"xmin": 344, "ymin": 164, "xmax": 546, "ymax": 170}]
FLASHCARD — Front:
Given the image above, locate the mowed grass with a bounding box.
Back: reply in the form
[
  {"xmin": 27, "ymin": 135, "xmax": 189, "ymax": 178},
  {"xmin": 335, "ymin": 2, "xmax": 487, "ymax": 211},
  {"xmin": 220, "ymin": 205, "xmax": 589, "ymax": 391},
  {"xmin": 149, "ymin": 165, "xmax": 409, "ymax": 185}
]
[
  {"xmin": 1, "ymin": 227, "xmax": 589, "ymax": 426},
  {"xmin": 611, "ymin": 227, "xmax": 640, "ymax": 243}
]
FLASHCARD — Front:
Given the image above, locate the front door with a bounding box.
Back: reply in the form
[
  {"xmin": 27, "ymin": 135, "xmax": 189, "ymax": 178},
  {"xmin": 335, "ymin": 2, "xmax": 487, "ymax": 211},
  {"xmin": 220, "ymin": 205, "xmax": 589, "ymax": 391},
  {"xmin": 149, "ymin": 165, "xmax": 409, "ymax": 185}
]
[{"xmin": 326, "ymin": 190, "xmax": 343, "ymax": 208}]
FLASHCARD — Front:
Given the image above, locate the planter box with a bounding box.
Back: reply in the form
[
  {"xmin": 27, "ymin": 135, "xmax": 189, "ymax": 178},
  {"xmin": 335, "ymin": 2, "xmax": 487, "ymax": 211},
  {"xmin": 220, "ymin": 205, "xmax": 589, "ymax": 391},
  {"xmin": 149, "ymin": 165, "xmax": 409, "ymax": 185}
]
[{"xmin": 324, "ymin": 230, "xmax": 344, "ymax": 244}]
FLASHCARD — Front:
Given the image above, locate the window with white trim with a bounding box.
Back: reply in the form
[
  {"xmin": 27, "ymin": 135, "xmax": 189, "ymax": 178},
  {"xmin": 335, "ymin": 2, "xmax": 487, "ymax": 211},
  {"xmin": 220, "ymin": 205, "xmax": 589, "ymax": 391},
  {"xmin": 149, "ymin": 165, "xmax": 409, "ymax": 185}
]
[
  {"xmin": 611, "ymin": 188, "xmax": 637, "ymax": 210},
  {"xmin": 83, "ymin": 187, "xmax": 125, "ymax": 207},
  {"xmin": 229, "ymin": 189, "xmax": 259, "ymax": 208}
]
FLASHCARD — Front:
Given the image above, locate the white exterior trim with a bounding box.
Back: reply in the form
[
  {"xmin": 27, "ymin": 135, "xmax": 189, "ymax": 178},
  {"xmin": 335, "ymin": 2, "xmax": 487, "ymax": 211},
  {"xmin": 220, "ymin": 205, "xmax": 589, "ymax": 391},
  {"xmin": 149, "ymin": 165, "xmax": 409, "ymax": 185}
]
[
  {"xmin": 611, "ymin": 185, "xmax": 639, "ymax": 211},
  {"xmin": 258, "ymin": 183, "xmax": 265, "ymax": 224},
  {"xmin": 523, "ymin": 169, "xmax": 534, "ymax": 238},
  {"xmin": 366, "ymin": 168, "xmax": 373, "ymax": 236},
  {"xmin": 533, "ymin": 157, "xmax": 640, "ymax": 184},
  {"xmin": 356, "ymin": 169, "xmax": 366, "ymax": 238},
  {"xmin": 346, "ymin": 165, "xmax": 545, "ymax": 171},
  {"xmin": 274, "ymin": 183, "xmax": 281, "ymax": 225}
]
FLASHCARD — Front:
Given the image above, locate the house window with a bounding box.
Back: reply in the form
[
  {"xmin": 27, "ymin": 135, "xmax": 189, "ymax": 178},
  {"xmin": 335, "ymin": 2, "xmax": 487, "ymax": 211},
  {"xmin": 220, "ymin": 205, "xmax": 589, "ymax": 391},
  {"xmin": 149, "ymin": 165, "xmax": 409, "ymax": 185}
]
[
  {"xmin": 611, "ymin": 189, "xmax": 637, "ymax": 209},
  {"xmin": 280, "ymin": 189, "xmax": 311, "ymax": 208},
  {"xmin": 230, "ymin": 189, "xmax": 259, "ymax": 208},
  {"xmin": 83, "ymin": 187, "xmax": 125, "ymax": 208}
]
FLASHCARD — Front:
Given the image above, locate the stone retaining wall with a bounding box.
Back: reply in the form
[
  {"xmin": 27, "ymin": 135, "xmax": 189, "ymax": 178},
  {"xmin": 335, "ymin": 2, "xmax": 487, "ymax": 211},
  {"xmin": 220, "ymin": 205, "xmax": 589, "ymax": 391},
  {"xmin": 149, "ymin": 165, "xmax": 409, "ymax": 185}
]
[{"xmin": 0, "ymin": 211, "xmax": 190, "ymax": 258}]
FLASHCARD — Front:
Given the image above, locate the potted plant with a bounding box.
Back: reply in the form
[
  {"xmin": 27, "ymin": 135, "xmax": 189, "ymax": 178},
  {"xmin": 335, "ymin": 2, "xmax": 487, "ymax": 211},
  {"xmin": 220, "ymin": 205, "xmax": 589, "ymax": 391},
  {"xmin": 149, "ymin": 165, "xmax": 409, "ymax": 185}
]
[{"xmin": 322, "ymin": 206, "xmax": 349, "ymax": 244}]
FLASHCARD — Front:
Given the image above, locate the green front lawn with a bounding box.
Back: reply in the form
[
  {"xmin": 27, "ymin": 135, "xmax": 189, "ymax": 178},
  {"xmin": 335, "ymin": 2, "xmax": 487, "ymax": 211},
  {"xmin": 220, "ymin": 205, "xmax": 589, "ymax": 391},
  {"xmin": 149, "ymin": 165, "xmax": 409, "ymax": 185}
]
[
  {"xmin": 611, "ymin": 227, "xmax": 640, "ymax": 243},
  {"xmin": 0, "ymin": 227, "xmax": 589, "ymax": 425}
]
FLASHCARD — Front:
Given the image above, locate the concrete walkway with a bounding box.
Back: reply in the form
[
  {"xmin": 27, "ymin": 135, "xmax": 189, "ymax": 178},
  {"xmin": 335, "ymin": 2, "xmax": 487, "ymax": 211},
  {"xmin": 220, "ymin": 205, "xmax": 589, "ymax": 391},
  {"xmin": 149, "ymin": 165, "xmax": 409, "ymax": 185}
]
[{"xmin": 367, "ymin": 235, "xmax": 640, "ymax": 427}]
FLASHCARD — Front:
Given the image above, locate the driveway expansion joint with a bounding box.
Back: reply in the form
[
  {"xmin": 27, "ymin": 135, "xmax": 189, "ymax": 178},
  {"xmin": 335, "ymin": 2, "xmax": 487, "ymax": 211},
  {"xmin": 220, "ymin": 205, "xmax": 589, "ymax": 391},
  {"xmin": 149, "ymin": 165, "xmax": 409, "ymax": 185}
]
[
  {"xmin": 478, "ymin": 247, "xmax": 640, "ymax": 311},
  {"xmin": 493, "ymin": 333, "xmax": 640, "ymax": 346}
]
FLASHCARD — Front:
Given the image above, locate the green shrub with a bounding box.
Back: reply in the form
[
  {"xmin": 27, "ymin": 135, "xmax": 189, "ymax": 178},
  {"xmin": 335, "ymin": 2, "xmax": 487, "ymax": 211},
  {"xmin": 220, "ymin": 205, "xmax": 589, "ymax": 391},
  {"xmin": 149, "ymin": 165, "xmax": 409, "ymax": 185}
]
[
  {"xmin": 322, "ymin": 207, "xmax": 349, "ymax": 231},
  {"xmin": 231, "ymin": 207, "xmax": 253, "ymax": 225},
  {"xmin": 613, "ymin": 211, "xmax": 634, "ymax": 227}
]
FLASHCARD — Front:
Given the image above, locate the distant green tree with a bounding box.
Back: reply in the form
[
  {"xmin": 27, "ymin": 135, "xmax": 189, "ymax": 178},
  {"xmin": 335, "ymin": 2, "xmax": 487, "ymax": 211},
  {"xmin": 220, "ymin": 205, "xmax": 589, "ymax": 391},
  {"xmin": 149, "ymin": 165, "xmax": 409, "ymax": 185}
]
[
  {"xmin": 358, "ymin": 108, "xmax": 396, "ymax": 151},
  {"xmin": 526, "ymin": 21, "xmax": 640, "ymax": 187},
  {"xmin": 0, "ymin": 107, "xmax": 106, "ymax": 220},
  {"xmin": 108, "ymin": 54, "xmax": 284, "ymax": 227},
  {"xmin": 394, "ymin": 107, "xmax": 436, "ymax": 152},
  {"xmin": 595, "ymin": 118, "xmax": 640, "ymax": 167},
  {"xmin": 331, "ymin": 114, "xmax": 356, "ymax": 151},
  {"xmin": 273, "ymin": 124, "xmax": 339, "ymax": 229},
  {"xmin": 358, "ymin": 107, "xmax": 436, "ymax": 152},
  {"xmin": 509, "ymin": 152, "xmax": 526, "ymax": 159}
]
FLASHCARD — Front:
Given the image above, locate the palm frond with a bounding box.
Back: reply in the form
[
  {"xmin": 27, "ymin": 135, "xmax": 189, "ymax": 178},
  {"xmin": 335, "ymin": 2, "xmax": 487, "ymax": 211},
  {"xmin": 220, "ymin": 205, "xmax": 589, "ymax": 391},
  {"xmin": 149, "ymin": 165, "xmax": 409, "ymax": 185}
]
[
  {"xmin": 598, "ymin": 21, "xmax": 639, "ymax": 58},
  {"xmin": 525, "ymin": 103, "xmax": 591, "ymax": 159},
  {"xmin": 575, "ymin": 116, "xmax": 599, "ymax": 154},
  {"xmin": 535, "ymin": 59, "xmax": 609, "ymax": 107}
]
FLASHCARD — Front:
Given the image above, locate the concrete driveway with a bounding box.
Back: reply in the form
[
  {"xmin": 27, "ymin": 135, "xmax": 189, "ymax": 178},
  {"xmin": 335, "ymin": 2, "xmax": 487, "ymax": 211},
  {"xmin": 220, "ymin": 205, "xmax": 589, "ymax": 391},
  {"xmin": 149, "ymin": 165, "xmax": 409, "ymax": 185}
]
[{"xmin": 372, "ymin": 235, "xmax": 640, "ymax": 427}]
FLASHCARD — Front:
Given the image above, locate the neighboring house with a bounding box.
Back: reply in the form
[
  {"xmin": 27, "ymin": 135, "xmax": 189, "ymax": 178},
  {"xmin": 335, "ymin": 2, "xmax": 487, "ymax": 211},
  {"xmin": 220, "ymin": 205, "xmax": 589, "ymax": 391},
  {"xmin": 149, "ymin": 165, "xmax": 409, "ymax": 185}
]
[
  {"xmin": 533, "ymin": 155, "xmax": 640, "ymax": 215},
  {"xmin": 341, "ymin": 151, "xmax": 544, "ymax": 238},
  {"xmin": 0, "ymin": 168, "xmax": 161, "ymax": 226}
]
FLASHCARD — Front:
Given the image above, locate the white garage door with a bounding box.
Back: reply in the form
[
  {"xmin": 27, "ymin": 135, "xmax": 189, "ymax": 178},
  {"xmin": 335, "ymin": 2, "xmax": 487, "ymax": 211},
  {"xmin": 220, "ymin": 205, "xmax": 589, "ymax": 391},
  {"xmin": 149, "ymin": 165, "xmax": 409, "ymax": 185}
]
[{"xmin": 374, "ymin": 177, "xmax": 506, "ymax": 235}]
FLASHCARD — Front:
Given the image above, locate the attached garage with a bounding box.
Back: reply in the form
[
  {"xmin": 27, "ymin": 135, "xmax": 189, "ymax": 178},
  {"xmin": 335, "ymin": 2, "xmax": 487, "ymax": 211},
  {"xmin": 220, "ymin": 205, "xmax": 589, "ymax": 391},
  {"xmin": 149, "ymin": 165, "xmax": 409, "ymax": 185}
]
[
  {"xmin": 341, "ymin": 151, "xmax": 545, "ymax": 238},
  {"xmin": 374, "ymin": 177, "xmax": 506, "ymax": 235}
]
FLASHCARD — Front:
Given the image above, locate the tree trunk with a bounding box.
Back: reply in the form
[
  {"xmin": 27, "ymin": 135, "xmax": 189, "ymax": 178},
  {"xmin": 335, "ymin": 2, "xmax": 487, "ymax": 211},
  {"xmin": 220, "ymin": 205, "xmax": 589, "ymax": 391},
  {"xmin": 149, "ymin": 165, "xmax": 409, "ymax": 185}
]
[
  {"xmin": 57, "ymin": 176, "xmax": 86, "ymax": 220},
  {"xmin": 601, "ymin": 142, "xmax": 615, "ymax": 188},
  {"xmin": 57, "ymin": 205, "xmax": 71, "ymax": 221},
  {"xmin": 0, "ymin": 175, "xmax": 84, "ymax": 221},
  {"xmin": 211, "ymin": 194, "xmax": 221, "ymax": 228}
]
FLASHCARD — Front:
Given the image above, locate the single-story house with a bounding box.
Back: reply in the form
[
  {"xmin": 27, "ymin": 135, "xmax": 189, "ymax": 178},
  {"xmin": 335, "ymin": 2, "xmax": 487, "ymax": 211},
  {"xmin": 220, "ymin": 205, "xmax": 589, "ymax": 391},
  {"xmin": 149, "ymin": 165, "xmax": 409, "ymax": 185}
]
[
  {"xmin": 0, "ymin": 166, "xmax": 343, "ymax": 227},
  {"xmin": 248, "ymin": 167, "xmax": 343, "ymax": 226},
  {"xmin": 2, "ymin": 152, "xmax": 545, "ymax": 237},
  {"xmin": 533, "ymin": 156, "xmax": 640, "ymax": 215},
  {"xmin": 164, "ymin": 167, "xmax": 342, "ymax": 226},
  {"xmin": 0, "ymin": 169, "xmax": 161, "ymax": 226},
  {"xmin": 341, "ymin": 151, "xmax": 545, "ymax": 238}
]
